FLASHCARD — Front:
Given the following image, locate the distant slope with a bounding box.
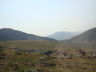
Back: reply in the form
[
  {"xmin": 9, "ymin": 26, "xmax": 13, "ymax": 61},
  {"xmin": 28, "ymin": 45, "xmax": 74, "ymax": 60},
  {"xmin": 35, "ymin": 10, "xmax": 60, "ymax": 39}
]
[
  {"xmin": 48, "ymin": 31, "xmax": 79, "ymax": 41},
  {"xmin": 70, "ymin": 27, "xmax": 96, "ymax": 48},
  {"xmin": 0, "ymin": 28, "xmax": 56, "ymax": 41}
]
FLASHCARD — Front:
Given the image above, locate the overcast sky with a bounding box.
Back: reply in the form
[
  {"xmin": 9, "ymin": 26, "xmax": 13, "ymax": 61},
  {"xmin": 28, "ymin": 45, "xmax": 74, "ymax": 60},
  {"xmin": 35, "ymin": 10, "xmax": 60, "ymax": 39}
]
[{"xmin": 0, "ymin": 0, "xmax": 96, "ymax": 36}]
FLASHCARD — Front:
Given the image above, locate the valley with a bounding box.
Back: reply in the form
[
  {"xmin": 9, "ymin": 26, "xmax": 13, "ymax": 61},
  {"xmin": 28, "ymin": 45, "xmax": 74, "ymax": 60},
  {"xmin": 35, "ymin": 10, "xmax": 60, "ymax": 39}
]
[{"xmin": 0, "ymin": 28, "xmax": 96, "ymax": 72}]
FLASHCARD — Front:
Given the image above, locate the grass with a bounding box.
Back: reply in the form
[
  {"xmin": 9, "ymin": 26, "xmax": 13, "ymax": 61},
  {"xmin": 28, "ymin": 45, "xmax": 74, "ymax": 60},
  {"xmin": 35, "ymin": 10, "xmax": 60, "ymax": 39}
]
[{"xmin": 0, "ymin": 40, "xmax": 96, "ymax": 72}]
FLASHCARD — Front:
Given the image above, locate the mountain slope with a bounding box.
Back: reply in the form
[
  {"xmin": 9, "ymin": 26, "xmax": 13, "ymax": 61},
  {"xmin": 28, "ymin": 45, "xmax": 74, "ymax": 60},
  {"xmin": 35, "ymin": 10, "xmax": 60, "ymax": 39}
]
[
  {"xmin": 48, "ymin": 31, "xmax": 79, "ymax": 40},
  {"xmin": 70, "ymin": 27, "xmax": 96, "ymax": 48},
  {"xmin": 0, "ymin": 28, "xmax": 56, "ymax": 41}
]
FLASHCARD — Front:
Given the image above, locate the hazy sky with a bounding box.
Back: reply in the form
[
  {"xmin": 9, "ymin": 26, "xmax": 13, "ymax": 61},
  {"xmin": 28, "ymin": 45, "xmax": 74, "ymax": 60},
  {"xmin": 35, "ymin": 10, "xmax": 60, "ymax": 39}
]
[{"xmin": 0, "ymin": 0, "xmax": 96, "ymax": 36}]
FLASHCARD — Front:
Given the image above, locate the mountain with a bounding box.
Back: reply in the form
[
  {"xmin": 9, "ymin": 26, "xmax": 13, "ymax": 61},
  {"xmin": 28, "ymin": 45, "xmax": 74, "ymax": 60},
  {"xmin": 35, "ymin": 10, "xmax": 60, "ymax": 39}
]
[
  {"xmin": 69, "ymin": 27, "xmax": 96, "ymax": 48},
  {"xmin": 48, "ymin": 31, "xmax": 79, "ymax": 41},
  {"xmin": 0, "ymin": 28, "xmax": 56, "ymax": 41}
]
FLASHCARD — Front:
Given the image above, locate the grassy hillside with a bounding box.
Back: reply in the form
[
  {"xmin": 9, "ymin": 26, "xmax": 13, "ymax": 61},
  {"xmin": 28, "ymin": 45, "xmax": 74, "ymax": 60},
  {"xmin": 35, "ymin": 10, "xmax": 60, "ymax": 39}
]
[{"xmin": 0, "ymin": 40, "xmax": 96, "ymax": 72}]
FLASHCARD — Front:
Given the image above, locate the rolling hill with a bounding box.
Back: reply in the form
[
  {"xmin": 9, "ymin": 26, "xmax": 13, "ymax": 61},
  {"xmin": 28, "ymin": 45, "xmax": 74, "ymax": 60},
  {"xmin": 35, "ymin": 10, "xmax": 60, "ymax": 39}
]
[
  {"xmin": 0, "ymin": 28, "xmax": 56, "ymax": 41},
  {"xmin": 70, "ymin": 27, "xmax": 96, "ymax": 49}
]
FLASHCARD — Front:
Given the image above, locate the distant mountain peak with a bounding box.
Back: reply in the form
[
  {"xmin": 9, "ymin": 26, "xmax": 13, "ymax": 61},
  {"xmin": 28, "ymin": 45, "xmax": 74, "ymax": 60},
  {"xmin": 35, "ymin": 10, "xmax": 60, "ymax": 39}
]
[
  {"xmin": 48, "ymin": 31, "xmax": 79, "ymax": 41},
  {"xmin": 1, "ymin": 28, "xmax": 13, "ymax": 30}
]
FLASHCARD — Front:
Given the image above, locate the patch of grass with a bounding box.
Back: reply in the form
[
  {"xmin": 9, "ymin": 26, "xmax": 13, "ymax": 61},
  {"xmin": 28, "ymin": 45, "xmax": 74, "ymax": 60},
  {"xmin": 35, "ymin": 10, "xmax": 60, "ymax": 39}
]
[{"xmin": 0, "ymin": 40, "xmax": 96, "ymax": 72}]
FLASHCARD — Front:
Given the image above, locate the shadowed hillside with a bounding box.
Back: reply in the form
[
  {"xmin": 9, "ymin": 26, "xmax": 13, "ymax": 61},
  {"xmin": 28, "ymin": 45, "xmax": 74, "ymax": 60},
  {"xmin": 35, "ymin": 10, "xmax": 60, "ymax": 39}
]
[
  {"xmin": 0, "ymin": 28, "xmax": 56, "ymax": 41},
  {"xmin": 65, "ymin": 27, "xmax": 96, "ymax": 49}
]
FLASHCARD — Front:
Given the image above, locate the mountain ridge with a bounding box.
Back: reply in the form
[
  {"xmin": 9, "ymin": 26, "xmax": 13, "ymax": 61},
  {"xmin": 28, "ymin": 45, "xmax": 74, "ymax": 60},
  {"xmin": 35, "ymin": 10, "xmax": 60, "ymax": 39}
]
[
  {"xmin": 66, "ymin": 27, "xmax": 96, "ymax": 49},
  {"xmin": 0, "ymin": 28, "xmax": 56, "ymax": 41}
]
